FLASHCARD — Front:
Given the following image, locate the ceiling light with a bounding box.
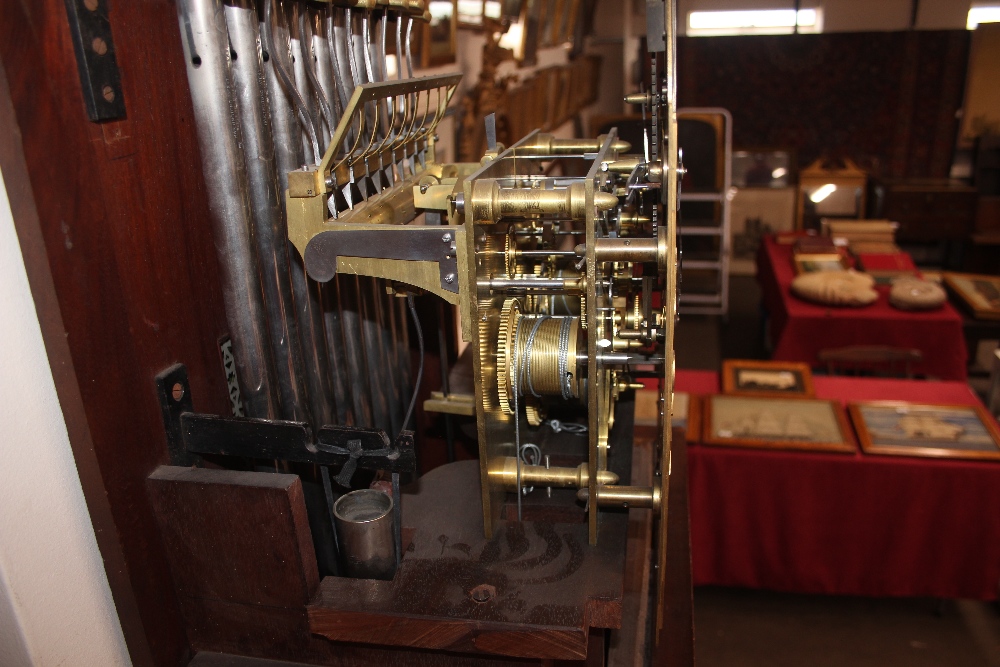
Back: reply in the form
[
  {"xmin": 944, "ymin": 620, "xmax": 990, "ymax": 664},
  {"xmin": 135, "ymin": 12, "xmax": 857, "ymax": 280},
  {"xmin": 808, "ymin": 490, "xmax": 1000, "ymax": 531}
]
[
  {"xmin": 688, "ymin": 9, "xmax": 820, "ymax": 36},
  {"xmin": 968, "ymin": 6, "xmax": 1000, "ymax": 29}
]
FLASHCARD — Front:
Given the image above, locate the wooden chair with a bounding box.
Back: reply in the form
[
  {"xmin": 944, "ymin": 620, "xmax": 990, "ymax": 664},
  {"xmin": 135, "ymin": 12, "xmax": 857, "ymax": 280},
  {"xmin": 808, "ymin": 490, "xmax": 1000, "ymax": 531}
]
[{"xmin": 818, "ymin": 345, "xmax": 924, "ymax": 379}]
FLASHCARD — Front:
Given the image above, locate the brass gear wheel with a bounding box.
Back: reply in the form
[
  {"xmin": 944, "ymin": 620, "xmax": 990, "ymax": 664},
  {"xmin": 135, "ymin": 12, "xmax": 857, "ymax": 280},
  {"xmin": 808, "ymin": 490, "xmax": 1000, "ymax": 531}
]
[
  {"xmin": 496, "ymin": 298, "xmax": 522, "ymax": 415},
  {"xmin": 477, "ymin": 313, "xmax": 498, "ymax": 412},
  {"xmin": 525, "ymin": 400, "xmax": 545, "ymax": 427}
]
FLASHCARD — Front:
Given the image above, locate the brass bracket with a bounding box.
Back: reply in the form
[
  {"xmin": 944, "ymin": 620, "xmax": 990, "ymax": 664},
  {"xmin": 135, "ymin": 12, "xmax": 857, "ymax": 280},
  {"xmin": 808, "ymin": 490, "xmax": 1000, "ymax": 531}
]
[{"xmin": 423, "ymin": 391, "xmax": 475, "ymax": 416}]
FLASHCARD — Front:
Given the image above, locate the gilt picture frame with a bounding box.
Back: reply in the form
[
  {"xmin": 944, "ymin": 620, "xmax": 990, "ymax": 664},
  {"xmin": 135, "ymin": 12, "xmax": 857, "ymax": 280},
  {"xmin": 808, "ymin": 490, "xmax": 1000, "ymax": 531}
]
[
  {"xmin": 721, "ymin": 359, "xmax": 815, "ymax": 398},
  {"xmin": 943, "ymin": 272, "xmax": 1000, "ymax": 321},
  {"xmin": 848, "ymin": 401, "xmax": 1000, "ymax": 461},
  {"xmin": 703, "ymin": 395, "xmax": 855, "ymax": 453}
]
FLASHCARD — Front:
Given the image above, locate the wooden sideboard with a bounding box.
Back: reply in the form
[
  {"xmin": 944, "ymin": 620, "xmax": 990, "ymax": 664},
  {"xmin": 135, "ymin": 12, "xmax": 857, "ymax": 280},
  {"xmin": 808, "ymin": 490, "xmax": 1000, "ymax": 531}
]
[{"xmin": 871, "ymin": 179, "xmax": 978, "ymax": 242}]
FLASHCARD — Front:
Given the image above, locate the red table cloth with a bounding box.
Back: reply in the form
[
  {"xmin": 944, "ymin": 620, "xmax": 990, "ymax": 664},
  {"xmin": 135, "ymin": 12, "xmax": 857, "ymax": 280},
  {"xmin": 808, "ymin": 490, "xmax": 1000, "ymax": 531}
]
[
  {"xmin": 757, "ymin": 236, "xmax": 968, "ymax": 380},
  {"xmin": 676, "ymin": 369, "xmax": 1000, "ymax": 599}
]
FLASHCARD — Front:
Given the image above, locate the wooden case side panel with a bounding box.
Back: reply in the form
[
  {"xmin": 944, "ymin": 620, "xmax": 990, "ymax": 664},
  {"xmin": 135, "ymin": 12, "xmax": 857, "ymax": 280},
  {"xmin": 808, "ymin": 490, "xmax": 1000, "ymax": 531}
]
[{"xmin": 147, "ymin": 466, "xmax": 320, "ymax": 608}]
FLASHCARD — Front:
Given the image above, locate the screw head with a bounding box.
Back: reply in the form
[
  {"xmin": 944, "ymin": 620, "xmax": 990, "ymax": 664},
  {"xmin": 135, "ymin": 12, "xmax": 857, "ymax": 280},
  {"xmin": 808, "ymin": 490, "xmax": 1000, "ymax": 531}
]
[
  {"xmin": 469, "ymin": 584, "xmax": 495, "ymax": 603},
  {"xmin": 102, "ymin": 85, "xmax": 115, "ymax": 102},
  {"xmin": 445, "ymin": 273, "xmax": 455, "ymax": 284},
  {"xmin": 91, "ymin": 37, "xmax": 108, "ymax": 56},
  {"xmin": 171, "ymin": 382, "xmax": 185, "ymax": 402},
  {"xmin": 442, "ymin": 232, "xmax": 452, "ymax": 243}
]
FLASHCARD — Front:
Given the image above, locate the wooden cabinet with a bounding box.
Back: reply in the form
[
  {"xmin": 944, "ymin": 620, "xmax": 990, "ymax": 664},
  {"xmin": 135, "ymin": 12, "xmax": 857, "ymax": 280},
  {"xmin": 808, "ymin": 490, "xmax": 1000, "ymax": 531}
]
[{"xmin": 872, "ymin": 179, "xmax": 978, "ymax": 242}]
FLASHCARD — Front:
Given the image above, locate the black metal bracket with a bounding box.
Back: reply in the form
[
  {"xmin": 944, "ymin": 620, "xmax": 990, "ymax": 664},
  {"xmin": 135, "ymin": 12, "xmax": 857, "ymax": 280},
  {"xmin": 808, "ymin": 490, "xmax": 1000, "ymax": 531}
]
[
  {"xmin": 64, "ymin": 0, "xmax": 127, "ymax": 122},
  {"xmin": 155, "ymin": 363, "xmax": 415, "ymax": 487},
  {"xmin": 303, "ymin": 227, "xmax": 459, "ymax": 293}
]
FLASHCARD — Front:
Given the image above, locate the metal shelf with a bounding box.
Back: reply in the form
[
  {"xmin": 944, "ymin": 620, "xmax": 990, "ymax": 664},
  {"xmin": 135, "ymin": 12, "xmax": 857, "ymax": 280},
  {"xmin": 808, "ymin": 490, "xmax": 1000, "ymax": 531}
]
[
  {"xmin": 678, "ymin": 294, "xmax": 723, "ymax": 304},
  {"xmin": 678, "ymin": 226, "xmax": 723, "ymax": 236},
  {"xmin": 677, "ymin": 107, "xmax": 732, "ymax": 317},
  {"xmin": 679, "ymin": 192, "xmax": 726, "ymax": 202}
]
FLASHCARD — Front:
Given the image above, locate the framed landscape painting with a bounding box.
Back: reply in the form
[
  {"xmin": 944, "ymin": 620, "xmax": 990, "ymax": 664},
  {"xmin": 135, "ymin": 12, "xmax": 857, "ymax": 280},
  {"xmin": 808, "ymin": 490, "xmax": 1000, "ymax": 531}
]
[{"xmin": 849, "ymin": 401, "xmax": 1000, "ymax": 461}]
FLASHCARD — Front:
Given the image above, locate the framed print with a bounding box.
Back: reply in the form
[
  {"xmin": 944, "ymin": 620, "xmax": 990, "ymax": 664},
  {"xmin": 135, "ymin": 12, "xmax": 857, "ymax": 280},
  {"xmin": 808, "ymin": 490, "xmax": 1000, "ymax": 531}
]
[
  {"xmin": 943, "ymin": 272, "xmax": 1000, "ymax": 321},
  {"xmin": 849, "ymin": 401, "xmax": 1000, "ymax": 461},
  {"xmin": 417, "ymin": 0, "xmax": 458, "ymax": 68},
  {"xmin": 538, "ymin": 0, "xmax": 557, "ymax": 48},
  {"xmin": 516, "ymin": 0, "xmax": 542, "ymax": 66},
  {"xmin": 703, "ymin": 395, "xmax": 855, "ymax": 453},
  {"xmin": 721, "ymin": 359, "xmax": 815, "ymax": 398},
  {"xmin": 458, "ymin": 0, "xmax": 486, "ymax": 29},
  {"xmin": 635, "ymin": 391, "xmax": 700, "ymax": 444},
  {"xmin": 557, "ymin": 0, "xmax": 580, "ymax": 45},
  {"xmin": 670, "ymin": 392, "xmax": 701, "ymax": 444}
]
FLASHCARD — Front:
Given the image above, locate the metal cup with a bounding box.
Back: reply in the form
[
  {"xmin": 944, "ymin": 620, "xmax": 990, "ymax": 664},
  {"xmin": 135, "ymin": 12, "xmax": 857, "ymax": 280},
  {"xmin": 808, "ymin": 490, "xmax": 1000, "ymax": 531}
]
[{"xmin": 333, "ymin": 489, "xmax": 396, "ymax": 580}]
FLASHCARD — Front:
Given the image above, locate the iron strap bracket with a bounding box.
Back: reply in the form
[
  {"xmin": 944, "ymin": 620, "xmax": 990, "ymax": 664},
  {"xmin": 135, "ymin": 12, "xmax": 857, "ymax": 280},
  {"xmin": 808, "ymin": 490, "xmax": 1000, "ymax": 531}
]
[
  {"xmin": 64, "ymin": 0, "xmax": 127, "ymax": 121},
  {"xmin": 155, "ymin": 364, "xmax": 415, "ymax": 485},
  {"xmin": 304, "ymin": 226, "xmax": 461, "ymax": 296}
]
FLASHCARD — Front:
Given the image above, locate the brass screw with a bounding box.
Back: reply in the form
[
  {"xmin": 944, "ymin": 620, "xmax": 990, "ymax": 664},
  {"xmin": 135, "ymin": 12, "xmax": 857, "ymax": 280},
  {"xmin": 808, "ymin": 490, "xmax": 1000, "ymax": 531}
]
[
  {"xmin": 102, "ymin": 85, "xmax": 115, "ymax": 102},
  {"xmin": 92, "ymin": 36, "xmax": 108, "ymax": 56},
  {"xmin": 171, "ymin": 382, "xmax": 185, "ymax": 402},
  {"xmin": 84, "ymin": 0, "xmax": 99, "ymax": 10}
]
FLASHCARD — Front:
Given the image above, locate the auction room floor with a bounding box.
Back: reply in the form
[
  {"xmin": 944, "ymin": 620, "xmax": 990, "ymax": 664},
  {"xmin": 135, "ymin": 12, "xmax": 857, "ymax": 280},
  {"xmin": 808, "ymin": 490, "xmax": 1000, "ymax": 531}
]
[
  {"xmin": 694, "ymin": 588, "xmax": 1000, "ymax": 667},
  {"xmin": 679, "ymin": 275, "xmax": 1000, "ymax": 666}
]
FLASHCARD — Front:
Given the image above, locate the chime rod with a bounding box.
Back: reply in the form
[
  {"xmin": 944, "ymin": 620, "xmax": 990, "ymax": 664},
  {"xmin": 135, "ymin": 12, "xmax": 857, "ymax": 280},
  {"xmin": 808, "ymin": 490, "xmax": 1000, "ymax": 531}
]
[
  {"xmin": 176, "ymin": 0, "xmax": 279, "ymax": 418},
  {"xmin": 226, "ymin": 1, "xmax": 314, "ymax": 424},
  {"xmin": 262, "ymin": 0, "xmax": 338, "ymax": 428}
]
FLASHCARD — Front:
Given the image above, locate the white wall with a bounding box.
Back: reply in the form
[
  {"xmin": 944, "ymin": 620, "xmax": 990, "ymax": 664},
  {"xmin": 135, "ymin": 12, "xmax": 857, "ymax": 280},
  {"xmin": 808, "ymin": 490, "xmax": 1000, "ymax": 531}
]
[{"xmin": 0, "ymin": 169, "xmax": 131, "ymax": 665}]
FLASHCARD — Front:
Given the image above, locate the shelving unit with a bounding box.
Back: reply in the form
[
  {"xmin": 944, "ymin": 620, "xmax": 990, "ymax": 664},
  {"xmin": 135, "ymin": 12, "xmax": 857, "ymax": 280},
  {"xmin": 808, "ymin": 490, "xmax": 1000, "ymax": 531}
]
[{"xmin": 677, "ymin": 108, "xmax": 732, "ymax": 316}]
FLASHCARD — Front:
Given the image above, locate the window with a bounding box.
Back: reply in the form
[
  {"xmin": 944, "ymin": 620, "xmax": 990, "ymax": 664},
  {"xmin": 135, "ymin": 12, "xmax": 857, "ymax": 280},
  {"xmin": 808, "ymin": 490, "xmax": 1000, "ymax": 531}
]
[
  {"xmin": 687, "ymin": 9, "xmax": 822, "ymax": 36},
  {"xmin": 968, "ymin": 5, "xmax": 1000, "ymax": 29}
]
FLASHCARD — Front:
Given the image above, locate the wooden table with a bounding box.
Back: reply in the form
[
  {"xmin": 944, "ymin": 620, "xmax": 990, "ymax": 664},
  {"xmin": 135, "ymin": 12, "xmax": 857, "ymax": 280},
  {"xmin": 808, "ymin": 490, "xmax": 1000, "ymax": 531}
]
[
  {"xmin": 677, "ymin": 369, "xmax": 1000, "ymax": 599},
  {"xmin": 757, "ymin": 236, "xmax": 968, "ymax": 380}
]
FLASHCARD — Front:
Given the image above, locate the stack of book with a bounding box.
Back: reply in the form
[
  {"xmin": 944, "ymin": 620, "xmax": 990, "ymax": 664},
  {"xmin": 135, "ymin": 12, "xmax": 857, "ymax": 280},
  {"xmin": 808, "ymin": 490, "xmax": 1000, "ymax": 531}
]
[
  {"xmin": 822, "ymin": 219, "xmax": 900, "ymax": 254},
  {"xmin": 792, "ymin": 235, "xmax": 847, "ymax": 274}
]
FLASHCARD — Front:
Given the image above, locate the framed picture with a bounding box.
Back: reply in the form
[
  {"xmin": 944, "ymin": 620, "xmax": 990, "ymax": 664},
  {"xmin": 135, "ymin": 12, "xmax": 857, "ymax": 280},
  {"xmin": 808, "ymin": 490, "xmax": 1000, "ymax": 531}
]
[
  {"xmin": 416, "ymin": 0, "xmax": 458, "ymax": 68},
  {"xmin": 794, "ymin": 253, "xmax": 848, "ymax": 275},
  {"xmin": 670, "ymin": 392, "xmax": 701, "ymax": 444},
  {"xmin": 703, "ymin": 395, "xmax": 855, "ymax": 453},
  {"xmin": 515, "ymin": 0, "xmax": 542, "ymax": 66},
  {"xmin": 943, "ymin": 272, "xmax": 1000, "ymax": 321},
  {"xmin": 634, "ymin": 391, "xmax": 700, "ymax": 444},
  {"xmin": 849, "ymin": 401, "xmax": 1000, "ymax": 461},
  {"xmin": 721, "ymin": 359, "xmax": 815, "ymax": 398},
  {"xmin": 538, "ymin": 0, "xmax": 557, "ymax": 48},
  {"xmin": 458, "ymin": 0, "xmax": 486, "ymax": 28},
  {"xmin": 556, "ymin": 0, "xmax": 579, "ymax": 44}
]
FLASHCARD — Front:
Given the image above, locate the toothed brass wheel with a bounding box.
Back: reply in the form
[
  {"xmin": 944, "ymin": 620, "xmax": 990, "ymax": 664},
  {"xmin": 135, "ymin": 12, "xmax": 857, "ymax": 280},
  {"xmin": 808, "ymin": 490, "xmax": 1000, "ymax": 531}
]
[{"xmin": 496, "ymin": 298, "xmax": 522, "ymax": 415}]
